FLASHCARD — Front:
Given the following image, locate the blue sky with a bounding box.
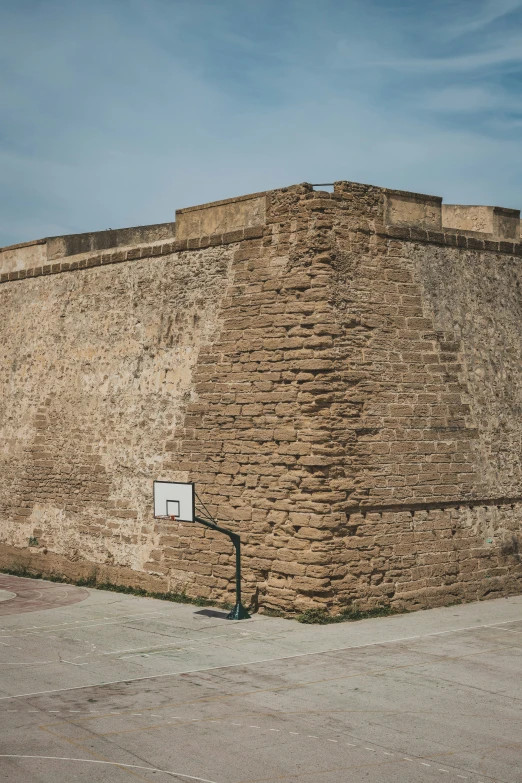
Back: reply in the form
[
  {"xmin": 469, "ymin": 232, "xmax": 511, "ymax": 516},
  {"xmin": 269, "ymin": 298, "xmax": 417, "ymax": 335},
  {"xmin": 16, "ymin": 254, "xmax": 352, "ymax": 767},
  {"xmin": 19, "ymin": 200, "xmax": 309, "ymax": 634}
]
[{"xmin": 1, "ymin": 0, "xmax": 521, "ymax": 246}]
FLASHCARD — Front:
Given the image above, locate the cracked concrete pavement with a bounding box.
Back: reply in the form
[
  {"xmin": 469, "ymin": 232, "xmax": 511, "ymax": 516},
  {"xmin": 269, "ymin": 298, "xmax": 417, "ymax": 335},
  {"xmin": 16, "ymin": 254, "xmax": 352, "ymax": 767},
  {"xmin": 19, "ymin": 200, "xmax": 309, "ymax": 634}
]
[{"xmin": 1, "ymin": 573, "xmax": 521, "ymax": 783}]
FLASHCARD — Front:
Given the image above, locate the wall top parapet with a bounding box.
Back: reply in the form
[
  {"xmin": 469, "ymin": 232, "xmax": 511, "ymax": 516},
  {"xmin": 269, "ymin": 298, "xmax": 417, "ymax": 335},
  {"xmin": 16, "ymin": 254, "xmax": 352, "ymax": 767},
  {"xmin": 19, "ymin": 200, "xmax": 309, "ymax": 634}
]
[
  {"xmin": 441, "ymin": 204, "xmax": 520, "ymax": 241},
  {"xmin": 0, "ymin": 237, "xmax": 47, "ymax": 252},
  {"xmin": 0, "ymin": 224, "xmax": 265, "ymax": 285},
  {"xmin": 0, "ymin": 221, "xmax": 175, "ymax": 276},
  {"xmin": 175, "ymin": 189, "xmax": 269, "ymax": 215},
  {"xmin": 175, "ymin": 191, "xmax": 267, "ymax": 241},
  {"xmin": 1, "ymin": 180, "xmax": 520, "ymax": 280}
]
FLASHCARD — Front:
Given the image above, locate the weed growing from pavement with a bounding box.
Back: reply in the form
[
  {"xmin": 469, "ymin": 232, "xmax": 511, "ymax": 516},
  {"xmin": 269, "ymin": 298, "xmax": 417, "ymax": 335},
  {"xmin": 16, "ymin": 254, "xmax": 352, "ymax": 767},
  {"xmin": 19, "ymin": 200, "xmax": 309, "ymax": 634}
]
[
  {"xmin": 259, "ymin": 607, "xmax": 287, "ymax": 619},
  {"xmin": 295, "ymin": 605, "xmax": 402, "ymax": 624}
]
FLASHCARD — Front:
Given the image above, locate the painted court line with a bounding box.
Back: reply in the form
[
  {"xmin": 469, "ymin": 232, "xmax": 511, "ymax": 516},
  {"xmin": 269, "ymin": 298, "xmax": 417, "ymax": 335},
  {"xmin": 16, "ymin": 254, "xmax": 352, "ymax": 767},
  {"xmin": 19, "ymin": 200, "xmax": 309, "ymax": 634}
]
[
  {"xmin": 0, "ymin": 714, "xmax": 506, "ymax": 783},
  {"xmin": 102, "ymin": 634, "xmax": 230, "ymax": 657},
  {"xmin": 0, "ymin": 751, "xmax": 490, "ymax": 783},
  {"xmin": 0, "ymin": 611, "xmax": 165, "ymax": 635},
  {"xmin": 2, "ymin": 616, "xmax": 521, "ymax": 702},
  {"xmin": 0, "ymin": 755, "xmax": 221, "ymax": 782}
]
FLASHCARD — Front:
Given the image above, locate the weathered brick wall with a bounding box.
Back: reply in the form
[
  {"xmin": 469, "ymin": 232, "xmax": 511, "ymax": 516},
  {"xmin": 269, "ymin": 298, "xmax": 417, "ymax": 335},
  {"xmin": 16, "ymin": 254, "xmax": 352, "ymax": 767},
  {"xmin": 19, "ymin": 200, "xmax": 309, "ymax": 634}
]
[
  {"xmin": 339, "ymin": 502, "xmax": 522, "ymax": 610},
  {"xmin": 154, "ymin": 183, "xmax": 522, "ymax": 611},
  {"xmin": 1, "ymin": 180, "xmax": 521, "ymax": 613},
  {"xmin": 159, "ymin": 185, "xmax": 352, "ymax": 609}
]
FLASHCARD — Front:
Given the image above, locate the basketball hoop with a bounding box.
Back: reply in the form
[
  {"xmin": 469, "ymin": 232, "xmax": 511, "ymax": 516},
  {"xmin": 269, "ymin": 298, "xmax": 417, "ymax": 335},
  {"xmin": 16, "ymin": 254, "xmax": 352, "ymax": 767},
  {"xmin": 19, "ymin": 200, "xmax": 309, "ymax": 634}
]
[
  {"xmin": 152, "ymin": 479, "xmax": 250, "ymax": 619},
  {"xmin": 153, "ymin": 482, "xmax": 194, "ymax": 522}
]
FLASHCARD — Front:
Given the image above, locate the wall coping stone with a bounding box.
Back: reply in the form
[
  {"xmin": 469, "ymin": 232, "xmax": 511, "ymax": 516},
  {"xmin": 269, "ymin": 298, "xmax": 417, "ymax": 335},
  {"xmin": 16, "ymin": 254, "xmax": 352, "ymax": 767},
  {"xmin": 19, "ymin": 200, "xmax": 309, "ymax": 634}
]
[
  {"xmin": 382, "ymin": 225, "xmax": 522, "ymax": 256},
  {"xmin": 175, "ymin": 189, "xmax": 269, "ymax": 215},
  {"xmin": 0, "ymin": 237, "xmax": 47, "ymax": 253}
]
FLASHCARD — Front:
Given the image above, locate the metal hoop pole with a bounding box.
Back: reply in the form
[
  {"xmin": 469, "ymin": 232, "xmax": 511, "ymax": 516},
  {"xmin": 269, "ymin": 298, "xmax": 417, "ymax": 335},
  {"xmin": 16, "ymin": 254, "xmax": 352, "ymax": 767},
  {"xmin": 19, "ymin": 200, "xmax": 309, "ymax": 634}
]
[{"xmin": 194, "ymin": 515, "xmax": 250, "ymax": 620}]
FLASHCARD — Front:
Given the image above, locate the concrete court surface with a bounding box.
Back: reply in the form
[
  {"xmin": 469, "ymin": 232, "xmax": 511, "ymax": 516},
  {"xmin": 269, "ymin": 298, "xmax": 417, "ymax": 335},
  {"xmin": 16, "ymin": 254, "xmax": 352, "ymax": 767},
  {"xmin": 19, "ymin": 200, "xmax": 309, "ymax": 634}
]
[{"xmin": 0, "ymin": 573, "xmax": 521, "ymax": 783}]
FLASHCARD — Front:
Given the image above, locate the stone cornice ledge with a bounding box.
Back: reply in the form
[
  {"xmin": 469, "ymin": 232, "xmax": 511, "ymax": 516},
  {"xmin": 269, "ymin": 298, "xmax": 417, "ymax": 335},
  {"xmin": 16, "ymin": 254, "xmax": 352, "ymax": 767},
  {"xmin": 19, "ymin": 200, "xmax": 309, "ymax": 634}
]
[
  {"xmin": 2, "ymin": 222, "xmax": 520, "ymax": 286},
  {"xmin": 383, "ymin": 224, "xmax": 522, "ymax": 256},
  {"xmin": 348, "ymin": 493, "xmax": 522, "ymax": 513}
]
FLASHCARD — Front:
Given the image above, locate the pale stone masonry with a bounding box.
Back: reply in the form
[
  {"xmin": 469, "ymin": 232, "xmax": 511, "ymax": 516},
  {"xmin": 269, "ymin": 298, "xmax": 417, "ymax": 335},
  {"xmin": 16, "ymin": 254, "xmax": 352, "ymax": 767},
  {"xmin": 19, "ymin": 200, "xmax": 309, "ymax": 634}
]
[{"xmin": 1, "ymin": 181, "xmax": 521, "ymax": 613}]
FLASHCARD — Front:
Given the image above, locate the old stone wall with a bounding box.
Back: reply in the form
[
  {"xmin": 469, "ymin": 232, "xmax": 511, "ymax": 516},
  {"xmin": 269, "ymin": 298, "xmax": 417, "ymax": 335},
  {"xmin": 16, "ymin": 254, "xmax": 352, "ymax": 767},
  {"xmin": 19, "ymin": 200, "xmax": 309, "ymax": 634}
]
[
  {"xmin": 0, "ymin": 243, "xmax": 235, "ymax": 581},
  {"xmin": 1, "ymin": 180, "xmax": 521, "ymax": 613}
]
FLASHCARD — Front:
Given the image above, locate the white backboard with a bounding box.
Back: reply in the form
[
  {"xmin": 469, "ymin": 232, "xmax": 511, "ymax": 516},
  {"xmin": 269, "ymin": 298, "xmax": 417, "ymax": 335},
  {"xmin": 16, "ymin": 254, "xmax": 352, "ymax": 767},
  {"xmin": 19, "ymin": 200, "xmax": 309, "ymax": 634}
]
[{"xmin": 153, "ymin": 481, "xmax": 195, "ymax": 522}]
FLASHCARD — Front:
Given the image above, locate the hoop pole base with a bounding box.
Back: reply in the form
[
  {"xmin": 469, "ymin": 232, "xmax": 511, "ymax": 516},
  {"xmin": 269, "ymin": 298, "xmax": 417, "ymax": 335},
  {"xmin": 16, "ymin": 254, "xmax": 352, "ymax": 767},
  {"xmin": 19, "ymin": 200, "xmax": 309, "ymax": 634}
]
[{"xmin": 227, "ymin": 602, "xmax": 251, "ymax": 621}]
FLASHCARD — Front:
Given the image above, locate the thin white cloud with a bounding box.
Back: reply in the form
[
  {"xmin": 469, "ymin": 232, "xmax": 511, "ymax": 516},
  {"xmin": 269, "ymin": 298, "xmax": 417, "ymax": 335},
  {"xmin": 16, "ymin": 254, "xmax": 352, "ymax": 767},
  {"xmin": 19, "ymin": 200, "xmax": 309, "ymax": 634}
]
[
  {"xmin": 335, "ymin": 33, "xmax": 522, "ymax": 73},
  {"xmin": 422, "ymin": 85, "xmax": 520, "ymax": 113},
  {"xmin": 448, "ymin": 0, "xmax": 522, "ymax": 37}
]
